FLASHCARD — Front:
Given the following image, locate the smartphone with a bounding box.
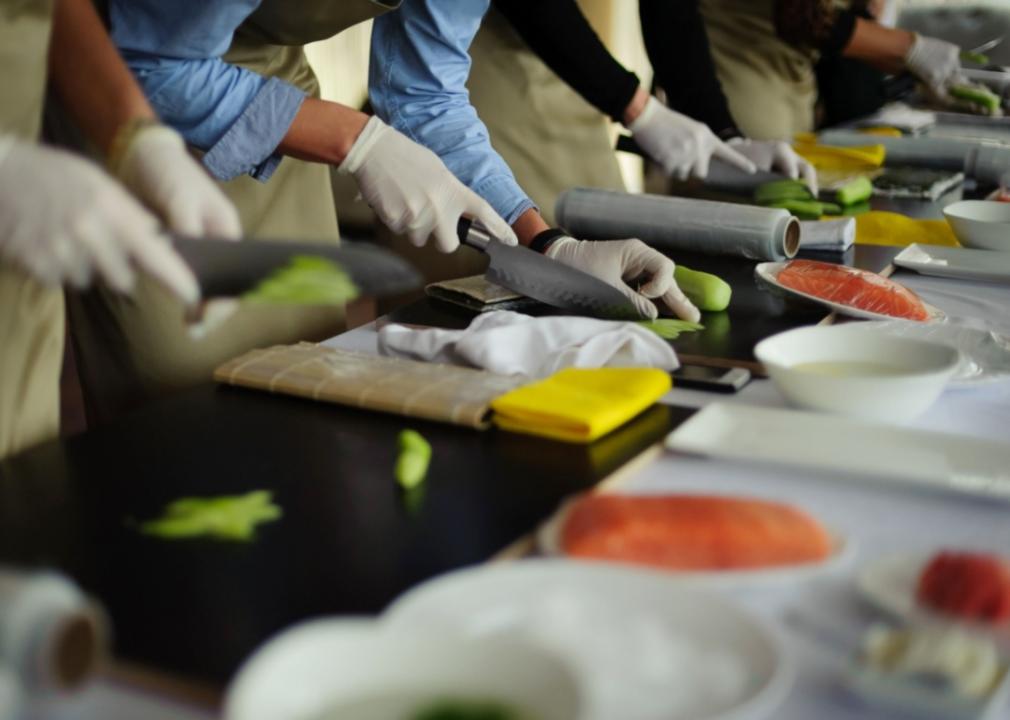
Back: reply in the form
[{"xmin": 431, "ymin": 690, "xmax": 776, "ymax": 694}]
[{"xmin": 671, "ymin": 364, "xmax": 751, "ymax": 393}]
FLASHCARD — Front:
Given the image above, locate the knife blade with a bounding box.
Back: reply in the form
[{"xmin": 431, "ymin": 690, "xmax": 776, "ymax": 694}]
[
  {"xmin": 456, "ymin": 218, "xmax": 646, "ymax": 320},
  {"xmin": 170, "ymin": 235, "xmax": 422, "ymax": 299}
]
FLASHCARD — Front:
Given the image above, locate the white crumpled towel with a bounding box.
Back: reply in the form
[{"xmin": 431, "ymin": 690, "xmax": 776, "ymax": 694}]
[{"xmin": 377, "ymin": 310, "xmax": 679, "ymax": 379}]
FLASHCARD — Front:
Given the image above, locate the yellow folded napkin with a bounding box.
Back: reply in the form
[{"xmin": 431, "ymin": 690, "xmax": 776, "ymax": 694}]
[
  {"xmin": 490, "ymin": 367, "xmax": 671, "ymax": 444},
  {"xmin": 855, "ymin": 211, "xmax": 960, "ymax": 248},
  {"xmin": 793, "ymin": 133, "xmax": 886, "ymax": 172}
]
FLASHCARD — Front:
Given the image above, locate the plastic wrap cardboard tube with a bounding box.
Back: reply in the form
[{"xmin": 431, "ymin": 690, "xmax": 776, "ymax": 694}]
[
  {"xmin": 555, "ymin": 188, "xmax": 799, "ymax": 261},
  {"xmin": 0, "ymin": 569, "xmax": 105, "ymax": 694}
]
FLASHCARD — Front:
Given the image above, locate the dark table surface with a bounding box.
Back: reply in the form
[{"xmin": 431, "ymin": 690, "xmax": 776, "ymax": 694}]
[{"xmin": 0, "ymin": 183, "xmax": 971, "ymax": 689}]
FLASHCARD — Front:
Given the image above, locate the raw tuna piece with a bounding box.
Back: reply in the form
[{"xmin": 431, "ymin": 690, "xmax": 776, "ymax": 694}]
[
  {"xmin": 560, "ymin": 494, "xmax": 833, "ymax": 570},
  {"xmin": 778, "ymin": 259, "xmax": 930, "ymax": 321},
  {"xmin": 917, "ymin": 551, "xmax": 1010, "ymax": 624}
]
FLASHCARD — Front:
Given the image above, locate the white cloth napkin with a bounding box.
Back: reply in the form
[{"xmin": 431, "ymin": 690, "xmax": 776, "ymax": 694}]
[
  {"xmin": 800, "ymin": 218, "xmax": 856, "ymax": 251},
  {"xmin": 378, "ymin": 310, "xmax": 679, "ymax": 379}
]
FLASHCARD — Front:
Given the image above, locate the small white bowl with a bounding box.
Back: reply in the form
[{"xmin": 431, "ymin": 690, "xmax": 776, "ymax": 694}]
[
  {"xmin": 225, "ymin": 618, "xmax": 581, "ymax": 720},
  {"xmin": 943, "ymin": 200, "xmax": 1010, "ymax": 252},
  {"xmin": 754, "ymin": 325, "xmax": 961, "ymax": 423}
]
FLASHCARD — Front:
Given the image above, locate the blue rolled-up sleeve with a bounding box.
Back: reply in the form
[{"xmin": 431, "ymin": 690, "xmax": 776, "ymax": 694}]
[
  {"xmin": 125, "ymin": 54, "xmax": 305, "ymax": 182},
  {"xmin": 369, "ymin": 0, "xmax": 535, "ymax": 224}
]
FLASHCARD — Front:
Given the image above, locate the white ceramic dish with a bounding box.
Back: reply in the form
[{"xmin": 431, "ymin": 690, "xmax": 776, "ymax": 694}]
[
  {"xmin": 754, "ymin": 325, "xmax": 961, "ymax": 423},
  {"xmin": 944, "ymin": 200, "xmax": 1010, "ymax": 252},
  {"xmin": 858, "ymin": 553, "xmax": 1010, "ymax": 649},
  {"xmin": 224, "ymin": 618, "xmax": 581, "ymax": 720},
  {"xmin": 385, "ymin": 560, "xmax": 793, "ymax": 720},
  {"xmin": 665, "ymin": 403, "xmax": 1010, "ymax": 503},
  {"xmin": 755, "ymin": 262, "xmax": 946, "ymax": 322},
  {"xmin": 894, "ymin": 244, "xmax": 1010, "ymax": 285},
  {"xmin": 535, "ymin": 495, "xmax": 854, "ymax": 588}
]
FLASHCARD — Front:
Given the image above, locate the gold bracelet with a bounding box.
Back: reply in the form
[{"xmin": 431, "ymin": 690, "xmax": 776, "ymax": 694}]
[{"xmin": 106, "ymin": 117, "xmax": 161, "ymax": 178}]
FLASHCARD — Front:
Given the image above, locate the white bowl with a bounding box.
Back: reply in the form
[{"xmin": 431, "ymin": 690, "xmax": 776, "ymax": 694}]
[
  {"xmin": 754, "ymin": 325, "xmax": 961, "ymax": 423},
  {"xmin": 943, "ymin": 200, "xmax": 1010, "ymax": 252},
  {"xmin": 225, "ymin": 618, "xmax": 581, "ymax": 720}
]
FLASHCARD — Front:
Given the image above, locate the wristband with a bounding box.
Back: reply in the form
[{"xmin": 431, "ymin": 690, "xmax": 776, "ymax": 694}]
[{"xmin": 529, "ymin": 228, "xmax": 570, "ymax": 254}]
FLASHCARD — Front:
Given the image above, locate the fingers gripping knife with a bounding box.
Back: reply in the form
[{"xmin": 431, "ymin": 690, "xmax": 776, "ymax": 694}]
[{"xmin": 456, "ymin": 218, "xmax": 646, "ymax": 320}]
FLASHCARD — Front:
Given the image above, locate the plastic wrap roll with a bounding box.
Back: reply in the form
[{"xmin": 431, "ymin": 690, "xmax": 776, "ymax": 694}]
[
  {"xmin": 555, "ymin": 188, "xmax": 799, "ymax": 261},
  {"xmin": 818, "ymin": 130, "xmax": 971, "ymax": 171},
  {"xmin": 965, "ymin": 145, "xmax": 1010, "ymax": 186}
]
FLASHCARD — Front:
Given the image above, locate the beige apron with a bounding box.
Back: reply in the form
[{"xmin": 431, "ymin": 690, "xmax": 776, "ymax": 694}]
[
  {"xmin": 68, "ymin": 0, "xmax": 396, "ymax": 425},
  {"xmin": 0, "ymin": 0, "xmax": 65, "ymax": 459},
  {"xmin": 699, "ymin": 0, "xmax": 817, "ymax": 140},
  {"xmin": 375, "ymin": 5, "xmax": 627, "ymax": 289}
]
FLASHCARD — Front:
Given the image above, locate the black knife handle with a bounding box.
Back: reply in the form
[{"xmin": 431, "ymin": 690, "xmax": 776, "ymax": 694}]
[{"xmin": 456, "ymin": 216, "xmax": 491, "ymax": 252}]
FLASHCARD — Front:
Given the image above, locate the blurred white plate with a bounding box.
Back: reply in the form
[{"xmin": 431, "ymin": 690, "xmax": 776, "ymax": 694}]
[
  {"xmin": 535, "ymin": 496, "xmax": 853, "ymax": 588},
  {"xmin": 894, "ymin": 244, "xmax": 1010, "ymax": 284},
  {"xmin": 385, "ymin": 560, "xmax": 792, "ymax": 720},
  {"xmin": 858, "ymin": 553, "xmax": 1010, "ymax": 648},
  {"xmin": 755, "ymin": 261, "xmax": 945, "ymax": 322}
]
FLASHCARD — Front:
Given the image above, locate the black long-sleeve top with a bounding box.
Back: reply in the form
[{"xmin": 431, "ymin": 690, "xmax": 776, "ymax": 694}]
[{"xmin": 492, "ymin": 0, "xmax": 863, "ymax": 139}]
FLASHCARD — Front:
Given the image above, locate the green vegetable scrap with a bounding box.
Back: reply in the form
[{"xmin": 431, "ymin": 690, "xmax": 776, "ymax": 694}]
[
  {"xmin": 412, "ymin": 700, "xmax": 523, "ymax": 720},
  {"xmin": 766, "ymin": 199, "xmax": 830, "ymax": 220},
  {"xmin": 835, "ymin": 176, "xmax": 873, "ymax": 207},
  {"xmin": 242, "ymin": 255, "xmax": 359, "ymax": 305},
  {"xmin": 636, "ymin": 318, "xmax": 705, "ymax": 340},
  {"xmin": 960, "ymin": 50, "xmax": 990, "ymax": 66},
  {"xmin": 396, "ymin": 429, "xmax": 432, "ymax": 490},
  {"xmin": 753, "ymin": 179, "xmax": 813, "ymax": 205},
  {"xmin": 139, "ymin": 490, "xmax": 281, "ymax": 541},
  {"xmin": 674, "ymin": 265, "xmax": 732, "ymax": 312},
  {"xmin": 949, "ymin": 84, "xmax": 1002, "ymax": 115},
  {"xmin": 842, "ymin": 201, "xmax": 872, "ymax": 217}
]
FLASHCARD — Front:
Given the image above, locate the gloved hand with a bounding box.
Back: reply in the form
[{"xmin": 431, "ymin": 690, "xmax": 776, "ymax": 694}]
[
  {"xmin": 0, "ymin": 136, "xmax": 199, "ymax": 304},
  {"xmin": 339, "ymin": 116, "xmax": 517, "ymax": 251},
  {"xmin": 904, "ymin": 33, "xmax": 963, "ymax": 102},
  {"xmin": 114, "ymin": 123, "xmax": 242, "ymax": 239},
  {"xmin": 544, "ymin": 236, "xmax": 701, "ymax": 322},
  {"xmin": 727, "ymin": 138, "xmax": 819, "ymax": 196},
  {"xmin": 629, "ymin": 96, "xmax": 757, "ymax": 180}
]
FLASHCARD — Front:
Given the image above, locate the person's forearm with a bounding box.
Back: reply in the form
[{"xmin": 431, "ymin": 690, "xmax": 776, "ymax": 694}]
[
  {"xmin": 276, "ymin": 98, "xmax": 369, "ymax": 166},
  {"xmin": 842, "ymin": 16, "xmax": 915, "ymax": 73},
  {"xmin": 48, "ymin": 0, "xmax": 155, "ymax": 155}
]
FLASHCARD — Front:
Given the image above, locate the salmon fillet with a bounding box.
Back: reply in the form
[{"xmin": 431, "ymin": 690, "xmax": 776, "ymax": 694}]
[
  {"xmin": 560, "ymin": 494, "xmax": 833, "ymax": 570},
  {"xmin": 777, "ymin": 259, "xmax": 930, "ymax": 321}
]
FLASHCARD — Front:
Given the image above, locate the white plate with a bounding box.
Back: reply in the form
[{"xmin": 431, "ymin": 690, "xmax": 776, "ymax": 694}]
[
  {"xmin": 755, "ymin": 261, "xmax": 946, "ymax": 322},
  {"xmin": 385, "ymin": 560, "xmax": 793, "ymax": 720},
  {"xmin": 665, "ymin": 403, "xmax": 1010, "ymax": 503},
  {"xmin": 894, "ymin": 244, "xmax": 1010, "ymax": 285},
  {"xmin": 858, "ymin": 553, "xmax": 1010, "ymax": 649},
  {"xmin": 536, "ymin": 496, "xmax": 854, "ymax": 589}
]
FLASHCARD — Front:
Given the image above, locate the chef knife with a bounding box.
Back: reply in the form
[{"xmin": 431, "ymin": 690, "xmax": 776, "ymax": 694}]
[
  {"xmin": 170, "ymin": 235, "xmax": 422, "ymax": 299},
  {"xmin": 456, "ymin": 218, "xmax": 646, "ymax": 320}
]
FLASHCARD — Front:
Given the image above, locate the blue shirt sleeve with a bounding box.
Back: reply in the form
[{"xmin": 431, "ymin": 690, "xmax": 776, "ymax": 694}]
[
  {"xmin": 369, "ymin": 0, "xmax": 535, "ymax": 224},
  {"xmin": 109, "ymin": 1, "xmax": 305, "ymax": 182}
]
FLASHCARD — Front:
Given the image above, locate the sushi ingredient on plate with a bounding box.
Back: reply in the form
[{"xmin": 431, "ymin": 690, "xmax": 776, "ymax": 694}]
[
  {"xmin": 776, "ymin": 259, "xmax": 930, "ymax": 321},
  {"xmin": 916, "ymin": 551, "xmax": 1010, "ymax": 624},
  {"xmin": 559, "ymin": 494, "xmax": 833, "ymax": 570},
  {"xmin": 861, "ymin": 624, "xmax": 1004, "ymax": 699},
  {"xmin": 673, "ymin": 265, "xmax": 731, "ymax": 312}
]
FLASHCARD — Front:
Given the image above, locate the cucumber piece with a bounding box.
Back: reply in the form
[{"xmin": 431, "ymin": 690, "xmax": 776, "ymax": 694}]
[
  {"xmin": 766, "ymin": 199, "xmax": 826, "ymax": 220},
  {"xmin": 842, "ymin": 201, "xmax": 872, "ymax": 216},
  {"xmin": 820, "ymin": 202, "xmax": 843, "ymax": 216},
  {"xmin": 636, "ymin": 319, "xmax": 705, "ymax": 340},
  {"xmin": 242, "ymin": 255, "xmax": 359, "ymax": 305},
  {"xmin": 960, "ymin": 50, "xmax": 990, "ymax": 66},
  {"xmin": 396, "ymin": 429, "xmax": 432, "ymax": 489},
  {"xmin": 835, "ymin": 176, "xmax": 873, "ymax": 207},
  {"xmin": 674, "ymin": 265, "xmax": 732, "ymax": 312},
  {"xmin": 754, "ymin": 179, "xmax": 814, "ymax": 205},
  {"xmin": 949, "ymin": 84, "xmax": 1001, "ymax": 114}
]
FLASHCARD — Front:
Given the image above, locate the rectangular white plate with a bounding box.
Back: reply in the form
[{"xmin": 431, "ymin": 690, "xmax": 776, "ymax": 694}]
[
  {"xmin": 665, "ymin": 403, "xmax": 1010, "ymax": 502},
  {"xmin": 894, "ymin": 244, "xmax": 1010, "ymax": 284}
]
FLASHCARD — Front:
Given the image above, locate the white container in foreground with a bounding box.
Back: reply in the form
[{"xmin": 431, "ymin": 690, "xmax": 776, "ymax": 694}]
[
  {"xmin": 943, "ymin": 200, "xmax": 1010, "ymax": 252},
  {"xmin": 754, "ymin": 325, "xmax": 961, "ymax": 423},
  {"xmin": 224, "ymin": 619, "xmax": 581, "ymax": 720}
]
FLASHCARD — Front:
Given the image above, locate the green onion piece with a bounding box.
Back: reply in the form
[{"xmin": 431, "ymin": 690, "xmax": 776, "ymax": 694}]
[{"xmin": 396, "ymin": 429, "xmax": 432, "ymax": 489}]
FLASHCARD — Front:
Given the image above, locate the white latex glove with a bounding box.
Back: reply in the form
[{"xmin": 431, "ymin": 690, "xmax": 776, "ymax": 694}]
[
  {"xmin": 338, "ymin": 116, "xmax": 517, "ymax": 252},
  {"xmin": 904, "ymin": 33, "xmax": 963, "ymax": 101},
  {"xmin": 727, "ymin": 137, "xmax": 819, "ymax": 196},
  {"xmin": 0, "ymin": 136, "xmax": 199, "ymax": 304},
  {"xmin": 116, "ymin": 124, "xmax": 242, "ymax": 239},
  {"xmin": 629, "ymin": 96, "xmax": 757, "ymax": 180},
  {"xmin": 544, "ymin": 236, "xmax": 701, "ymax": 322}
]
